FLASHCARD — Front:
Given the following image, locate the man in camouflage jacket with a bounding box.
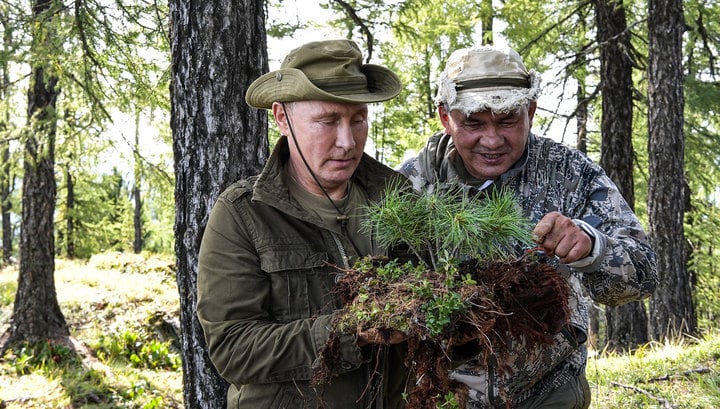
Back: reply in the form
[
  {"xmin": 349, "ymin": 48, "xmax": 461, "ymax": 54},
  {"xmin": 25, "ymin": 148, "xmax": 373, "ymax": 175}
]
[{"xmin": 397, "ymin": 46, "xmax": 658, "ymax": 408}]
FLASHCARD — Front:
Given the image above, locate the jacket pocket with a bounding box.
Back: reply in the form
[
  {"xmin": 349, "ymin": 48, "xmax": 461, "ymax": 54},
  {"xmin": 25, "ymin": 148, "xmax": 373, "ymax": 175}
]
[{"xmin": 258, "ymin": 243, "xmax": 331, "ymax": 322}]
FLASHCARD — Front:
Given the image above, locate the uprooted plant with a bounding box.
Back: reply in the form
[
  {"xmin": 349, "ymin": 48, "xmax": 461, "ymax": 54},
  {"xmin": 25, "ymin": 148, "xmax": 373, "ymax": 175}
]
[{"xmin": 313, "ymin": 184, "xmax": 571, "ymax": 409}]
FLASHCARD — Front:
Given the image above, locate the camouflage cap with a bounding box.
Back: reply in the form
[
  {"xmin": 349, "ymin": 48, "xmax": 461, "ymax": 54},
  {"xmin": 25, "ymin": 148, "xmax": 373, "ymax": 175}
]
[{"xmin": 435, "ymin": 45, "xmax": 542, "ymax": 114}]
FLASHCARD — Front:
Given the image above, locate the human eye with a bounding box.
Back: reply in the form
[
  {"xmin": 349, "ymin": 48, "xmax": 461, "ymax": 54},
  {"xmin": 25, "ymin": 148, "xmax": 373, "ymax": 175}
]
[
  {"xmin": 351, "ymin": 114, "xmax": 367, "ymax": 125},
  {"xmin": 462, "ymin": 119, "xmax": 483, "ymax": 130},
  {"xmin": 317, "ymin": 115, "xmax": 339, "ymax": 126},
  {"xmin": 499, "ymin": 115, "xmax": 520, "ymax": 127}
]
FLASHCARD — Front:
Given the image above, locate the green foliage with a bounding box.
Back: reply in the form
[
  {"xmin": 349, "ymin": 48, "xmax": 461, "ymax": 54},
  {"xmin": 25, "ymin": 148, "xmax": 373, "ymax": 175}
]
[
  {"xmin": 685, "ymin": 198, "xmax": 720, "ymax": 330},
  {"xmin": 365, "ymin": 182, "xmax": 533, "ymax": 270},
  {"xmin": 681, "ymin": 0, "xmax": 720, "ymax": 328},
  {"xmin": 123, "ymin": 379, "xmax": 167, "ymax": 408},
  {"xmin": 0, "ymin": 279, "xmax": 15, "ymax": 307},
  {"xmin": 1, "ymin": 253, "xmax": 182, "ymax": 408},
  {"xmin": 588, "ymin": 332, "xmax": 720, "ymax": 408},
  {"xmin": 0, "ymin": 0, "xmax": 173, "ymax": 261},
  {"xmin": 92, "ymin": 330, "xmax": 181, "ymax": 370},
  {"xmin": 55, "ymin": 167, "xmax": 132, "ymax": 258},
  {"xmin": 437, "ymin": 391, "xmax": 463, "ymax": 409},
  {"xmin": 422, "ymin": 290, "xmax": 467, "ymax": 337},
  {"xmin": 2, "ymin": 341, "xmax": 78, "ymax": 375},
  {"xmin": 341, "ymin": 184, "xmax": 533, "ymax": 338},
  {"xmin": 55, "ymin": 160, "xmax": 175, "ymax": 258}
]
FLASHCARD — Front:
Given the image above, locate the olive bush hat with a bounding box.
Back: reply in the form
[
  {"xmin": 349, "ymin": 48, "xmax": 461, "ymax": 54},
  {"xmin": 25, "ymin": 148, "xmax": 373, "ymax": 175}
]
[
  {"xmin": 435, "ymin": 45, "xmax": 542, "ymax": 114},
  {"xmin": 246, "ymin": 39, "xmax": 402, "ymax": 109}
]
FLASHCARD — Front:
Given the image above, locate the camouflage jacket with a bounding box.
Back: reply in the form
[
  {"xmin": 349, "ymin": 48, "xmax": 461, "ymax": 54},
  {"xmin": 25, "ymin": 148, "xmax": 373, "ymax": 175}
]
[{"xmin": 397, "ymin": 131, "xmax": 658, "ymax": 408}]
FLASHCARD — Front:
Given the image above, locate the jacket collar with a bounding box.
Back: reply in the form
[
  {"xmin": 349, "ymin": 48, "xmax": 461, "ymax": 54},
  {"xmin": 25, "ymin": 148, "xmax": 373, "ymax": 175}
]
[{"xmin": 252, "ymin": 135, "xmax": 400, "ymax": 219}]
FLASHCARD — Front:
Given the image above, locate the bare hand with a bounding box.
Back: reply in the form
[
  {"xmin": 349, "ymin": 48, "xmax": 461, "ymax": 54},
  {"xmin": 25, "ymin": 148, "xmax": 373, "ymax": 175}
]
[
  {"xmin": 532, "ymin": 212, "xmax": 593, "ymax": 264},
  {"xmin": 357, "ymin": 326, "xmax": 407, "ymax": 347}
]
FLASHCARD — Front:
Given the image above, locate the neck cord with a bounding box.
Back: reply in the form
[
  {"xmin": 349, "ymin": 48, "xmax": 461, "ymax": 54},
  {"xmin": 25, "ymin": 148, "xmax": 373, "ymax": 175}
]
[{"xmin": 281, "ymin": 102, "xmax": 363, "ymax": 256}]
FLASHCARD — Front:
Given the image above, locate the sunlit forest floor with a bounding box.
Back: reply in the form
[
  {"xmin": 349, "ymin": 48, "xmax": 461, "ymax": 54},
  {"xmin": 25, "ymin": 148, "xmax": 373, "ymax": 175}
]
[
  {"xmin": 0, "ymin": 253, "xmax": 718, "ymax": 408},
  {"xmin": 0, "ymin": 253, "xmax": 183, "ymax": 408}
]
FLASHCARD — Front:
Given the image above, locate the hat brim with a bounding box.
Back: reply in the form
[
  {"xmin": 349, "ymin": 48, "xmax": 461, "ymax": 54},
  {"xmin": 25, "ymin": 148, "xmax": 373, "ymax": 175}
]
[
  {"xmin": 449, "ymin": 87, "xmax": 539, "ymax": 115},
  {"xmin": 246, "ymin": 64, "xmax": 402, "ymax": 109},
  {"xmin": 444, "ymin": 71, "xmax": 542, "ymax": 115}
]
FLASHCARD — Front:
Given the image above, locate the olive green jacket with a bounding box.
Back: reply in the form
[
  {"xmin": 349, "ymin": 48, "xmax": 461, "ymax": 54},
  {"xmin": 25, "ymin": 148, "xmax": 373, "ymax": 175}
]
[{"xmin": 197, "ymin": 137, "xmax": 409, "ymax": 409}]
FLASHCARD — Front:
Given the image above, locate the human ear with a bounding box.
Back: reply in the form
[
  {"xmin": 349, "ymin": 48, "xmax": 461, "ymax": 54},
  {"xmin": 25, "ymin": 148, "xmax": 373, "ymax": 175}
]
[
  {"xmin": 527, "ymin": 101, "xmax": 537, "ymax": 123},
  {"xmin": 271, "ymin": 102, "xmax": 289, "ymax": 135},
  {"xmin": 438, "ymin": 104, "xmax": 452, "ymax": 132}
]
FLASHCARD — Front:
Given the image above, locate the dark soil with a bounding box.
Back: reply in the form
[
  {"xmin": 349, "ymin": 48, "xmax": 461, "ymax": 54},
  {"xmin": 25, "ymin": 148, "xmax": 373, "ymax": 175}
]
[{"xmin": 314, "ymin": 256, "xmax": 571, "ymax": 409}]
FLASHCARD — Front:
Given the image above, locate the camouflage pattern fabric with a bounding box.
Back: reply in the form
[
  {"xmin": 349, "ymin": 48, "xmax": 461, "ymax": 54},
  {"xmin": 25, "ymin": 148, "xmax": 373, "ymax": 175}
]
[{"xmin": 397, "ymin": 131, "xmax": 658, "ymax": 408}]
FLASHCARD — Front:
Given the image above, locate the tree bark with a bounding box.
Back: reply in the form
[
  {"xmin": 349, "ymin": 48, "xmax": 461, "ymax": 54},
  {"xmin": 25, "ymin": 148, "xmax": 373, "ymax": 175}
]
[
  {"xmin": 575, "ymin": 81, "xmax": 588, "ymax": 155},
  {"xmin": 595, "ymin": 0, "xmax": 649, "ymax": 351},
  {"xmin": 170, "ymin": 0, "xmax": 268, "ymax": 407},
  {"xmin": 4, "ymin": 0, "xmax": 68, "ymax": 347},
  {"xmin": 1, "ymin": 13, "xmax": 12, "ymax": 265},
  {"xmin": 647, "ymin": 0, "xmax": 696, "ymax": 339},
  {"xmin": 1, "ymin": 144, "xmax": 11, "ymax": 265},
  {"xmin": 65, "ymin": 164, "xmax": 75, "ymax": 259},
  {"xmin": 133, "ymin": 110, "xmax": 142, "ymax": 254}
]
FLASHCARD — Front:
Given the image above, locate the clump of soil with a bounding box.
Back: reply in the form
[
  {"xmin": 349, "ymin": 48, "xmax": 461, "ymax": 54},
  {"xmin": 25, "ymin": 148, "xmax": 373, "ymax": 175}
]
[{"xmin": 313, "ymin": 255, "xmax": 570, "ymax": 409}]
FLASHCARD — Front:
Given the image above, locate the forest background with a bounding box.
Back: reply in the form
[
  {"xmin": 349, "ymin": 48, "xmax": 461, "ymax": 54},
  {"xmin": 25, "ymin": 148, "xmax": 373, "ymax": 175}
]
[{"xmin": 0, "ymin": 0, "xmax": 718, "ymax": 408}]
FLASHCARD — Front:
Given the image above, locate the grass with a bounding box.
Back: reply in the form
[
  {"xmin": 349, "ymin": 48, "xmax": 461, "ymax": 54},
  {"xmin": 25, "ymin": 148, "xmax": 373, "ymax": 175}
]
[
  {"xmin": 587, "ymin": 332, "xmax": 720, "ymax": 408},
  {"xmin": 0, "ymin": 252, "xmax": 183, "ymax": 409},
  {"xmin": 0, "ymin": 252, "xmax": 718, "ymax": 408}
]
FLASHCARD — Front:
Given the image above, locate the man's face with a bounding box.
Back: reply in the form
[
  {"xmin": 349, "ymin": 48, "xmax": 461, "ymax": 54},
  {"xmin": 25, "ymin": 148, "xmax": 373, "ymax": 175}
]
[
  {"xmin": 273, "ymin": 100, "xmax": 369, "ymax": 198},
  {"xmin": 439, "ymin": 102, "xmax": 536, "ymax": 181}
]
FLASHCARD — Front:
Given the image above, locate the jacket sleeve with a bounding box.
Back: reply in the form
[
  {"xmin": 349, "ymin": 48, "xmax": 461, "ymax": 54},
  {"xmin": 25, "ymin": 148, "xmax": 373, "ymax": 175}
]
[
  {"xmin": 570, "ymin": 173, "xmax": 658, "ymax": 306},
  {"xmin": 196, "ymin": 196, "xmax": 365, "ymax": 386}
]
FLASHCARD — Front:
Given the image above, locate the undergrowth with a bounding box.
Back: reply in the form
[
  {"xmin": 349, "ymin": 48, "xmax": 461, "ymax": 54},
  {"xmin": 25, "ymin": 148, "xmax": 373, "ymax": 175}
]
[
  {"xmin": 587, "ymin": 332, "xmax": 720, "ymax": 408},
  {"xmin": 0, "ymin": 250, "xmax": 718, "ymax": 408},
  {"xmin": 0, "ymin": 252, "xmax": 182, "ymax": 409}
]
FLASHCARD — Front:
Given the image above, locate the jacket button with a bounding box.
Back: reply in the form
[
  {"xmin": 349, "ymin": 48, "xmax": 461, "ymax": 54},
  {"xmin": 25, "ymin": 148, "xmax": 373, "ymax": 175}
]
[{"xmin": 340, "ymin": 361, "xmax": 353, "ymax": 370}]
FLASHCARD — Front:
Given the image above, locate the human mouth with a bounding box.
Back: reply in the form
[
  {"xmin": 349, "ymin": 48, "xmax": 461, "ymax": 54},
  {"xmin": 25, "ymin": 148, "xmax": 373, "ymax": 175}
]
[
  {"xmin": 478, "ymin": 152, "xmax": 505, "ymax": 161},
  {"xmin": 329, "ymin": 157, "xmax": 355, "ymax": 166}
]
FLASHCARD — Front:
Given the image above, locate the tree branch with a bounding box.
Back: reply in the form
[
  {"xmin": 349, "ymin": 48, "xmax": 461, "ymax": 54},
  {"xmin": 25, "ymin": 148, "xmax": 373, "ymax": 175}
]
[
  {"xmin": 647, "ymin": 367, "xmax": 712, "ymax": 382},
  {"xmin": 331, "ymin": 0, "xmax": 374, "ymax": 63},
  {"xmin": 610, "ymin": 381, "xmax": 676, "ymax": 408}
]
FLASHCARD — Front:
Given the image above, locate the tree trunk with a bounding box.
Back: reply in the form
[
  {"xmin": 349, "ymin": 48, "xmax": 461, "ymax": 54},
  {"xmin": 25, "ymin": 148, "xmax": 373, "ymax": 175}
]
[
  {"xmin": 4, "ymin": 0, "xmax": 68, "ymax": 347},
  {"xmin": 169, "ymin": 0, "xmax": 268, "ymax": 407},
  {"xmin": 596, "ymin": 0, "xmax": 635, "ymax": 235},
  {"xmin": 133, "ymin": 110, "xmax": 142, "ymax": 254},
  {"xmin": 573, "ymin": 63, "xmax": 601, "ymax": 348},
  {"xmin": 595, "ymin": 0, "xmax": 649, "ymax": 351},
  {"xmin": 1, "ymin": 145, "xmax": 11, "ymax": 265},
  {"xmin": 65, "ymin": 164, "xmax": 75, "ymax": 259},
  {"xmin": 575, "ymin": 81, "xmax": 588, "ymax": 155},
  {"xmin": 480, "ymin": 0, "xmax": 494, "ymax": 45},
  {"xmin": 647, "ymin": 0, "xmax": 696, "ymax": 339},
  {"xmin": 1, "ymin": 15, "xmax": 12, "ymax": 265}
]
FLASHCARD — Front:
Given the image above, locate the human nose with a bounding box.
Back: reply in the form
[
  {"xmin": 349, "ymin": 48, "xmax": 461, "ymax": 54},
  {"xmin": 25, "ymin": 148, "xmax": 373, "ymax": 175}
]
[
  {"xmin": 480, "ymin": 126, "xmax": 504, "ymax": 149},
  {"xmin": 335, "ymin": 121, "xmax": 356, "ymax": 149}
]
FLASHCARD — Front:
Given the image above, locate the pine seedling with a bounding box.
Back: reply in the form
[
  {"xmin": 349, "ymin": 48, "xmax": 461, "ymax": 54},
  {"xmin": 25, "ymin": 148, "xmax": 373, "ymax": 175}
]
[
  {"xmin": 323, "ymin": 183, "xmax": 570, "ymax": 409},
  {"xmin": 364, "ymin": 183, "xmax": 533, "ymax": 271}
]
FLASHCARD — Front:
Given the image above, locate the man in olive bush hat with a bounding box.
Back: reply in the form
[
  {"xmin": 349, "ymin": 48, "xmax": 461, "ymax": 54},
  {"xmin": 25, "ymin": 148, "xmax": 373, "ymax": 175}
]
[
  {"xmin": 398, "ymin": 46, "xmax": 658, "ymax": 408},
  {"xmin": 197, "ymin": 39, "xmax": 409, "ymax": 409}
]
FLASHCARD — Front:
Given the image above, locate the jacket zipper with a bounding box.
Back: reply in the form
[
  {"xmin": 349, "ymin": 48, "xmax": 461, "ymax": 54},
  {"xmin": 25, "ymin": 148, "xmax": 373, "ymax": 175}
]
[{"xmin": 331, "ymin": 231, "xmax": 351, "ymax": 269}]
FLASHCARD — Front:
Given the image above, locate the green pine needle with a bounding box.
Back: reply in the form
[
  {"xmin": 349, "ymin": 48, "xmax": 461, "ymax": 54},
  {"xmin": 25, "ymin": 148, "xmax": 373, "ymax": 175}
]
[{"xmin": 364, "ymin": 182, "xmax": 533, "ymax": 270}]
